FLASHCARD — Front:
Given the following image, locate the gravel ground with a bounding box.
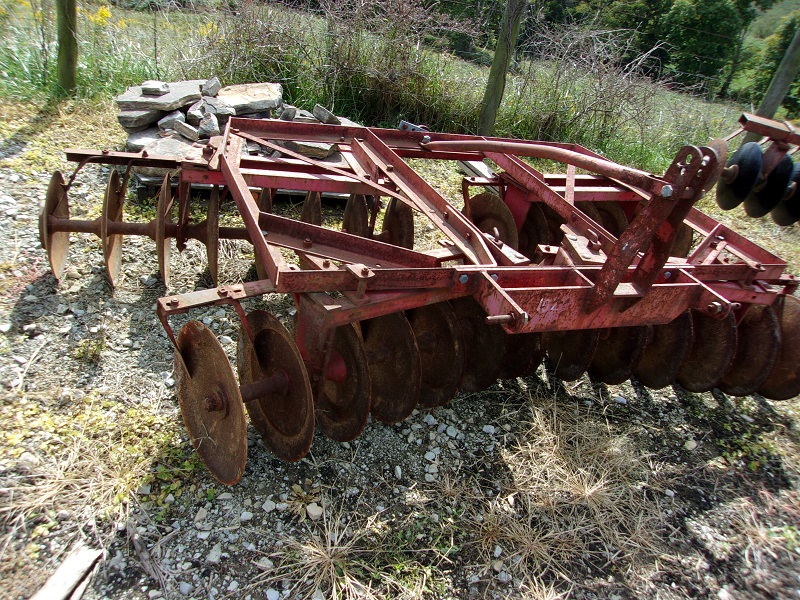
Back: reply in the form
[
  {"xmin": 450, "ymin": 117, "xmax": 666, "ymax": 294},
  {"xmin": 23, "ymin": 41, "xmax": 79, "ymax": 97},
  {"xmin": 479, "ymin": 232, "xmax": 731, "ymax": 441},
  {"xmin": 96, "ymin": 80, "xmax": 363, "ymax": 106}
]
[{"xmin": 1, "ymin": 102, "xmax": 800, "ymax": 600}]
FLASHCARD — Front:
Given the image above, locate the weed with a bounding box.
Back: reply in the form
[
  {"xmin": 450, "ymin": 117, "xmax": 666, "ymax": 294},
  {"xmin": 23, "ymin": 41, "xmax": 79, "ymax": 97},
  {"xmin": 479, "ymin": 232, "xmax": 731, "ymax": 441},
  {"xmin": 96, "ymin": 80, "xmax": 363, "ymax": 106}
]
[{"xmin": 72, "ymin": 336, "xmax": 106, "ymax": 363}]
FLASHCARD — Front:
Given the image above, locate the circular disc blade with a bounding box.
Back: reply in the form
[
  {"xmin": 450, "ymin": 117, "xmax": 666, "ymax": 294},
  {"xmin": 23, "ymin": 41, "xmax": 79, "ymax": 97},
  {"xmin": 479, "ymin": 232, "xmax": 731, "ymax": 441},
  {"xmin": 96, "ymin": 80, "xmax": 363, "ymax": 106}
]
[
  {"xmin": 771, "ymin": 162, "xmax": 800, "ymax": 226},
  {"xmin": 518, "ymin": 203, "xmax": 551, "ymax": 261},
  {"xmin": 670, "ymin": 222, "xmax": 693, "ymax": 258},
  {"xmin": 633, "ymin": 311, "xmax": 693, "ymax": 390},
  {"xmin": 362, "ymin": 313, "xmax": 420, "ymax": 423},
  {"xmin": 576, "ymin": 201, "xmax": 602, "ymax": 225},
  {"xmin": 174, "ymin": 321, "xmax": 247, "ymax": 486},
  {"xmin": 406, "ymin": 302, "xmax": 465, "ymax": 407},
  {"xmin": 300, "ymin": 191, "xmax": 322, "ymax": 225},
  {"xmin": 451, "ymin": 297, "xmax": 507, "ymax": 392},
  {"xmin": 380, "ymin": 197, "xmax": 414, "ymax": 249},
  {"xmin": 541, "ymin": 203, "xmax": 565, "ymax": 246},
  {"xmin": 595, "ymin": 202, "xmax": 628, "ymax": 238},
  {"xmin": 156, "ymin": 175, "xmax": 173, "ymax": 287},
  {"xmin": 719, "ymin": 304, "xmax": 780, "ymax": 396},
  {"xmin": 238, "ymin": 310, "xmax": 314, "ymax": 461},
  {"xmin": 206, "ymin": 187, "xmax": 220, "ymax": 285},
  {"xmin": 343, "ymin": 194, "xmax": 369, "ymax": 237},
  {"xmin": 677, "ymin": 310, "xmax": 737, "ymax": 393},
  {"xmin": 758, "ymin": 295, "xmax": 800, "ymax": 400},
  {"xmin": 544, "ymin": 329, "xmax": 600, "ymax": 382},
  {"xmin": 40, "ymin": 171, "xmax": 70, "ymax": 279},
  {"xmin": 316, "ymin": 323, "xmax": 371, "ymax": 442},
  {"xmin": 464, "ymin": 192, "xmax": 519, "ymax": 249},
  {"xmin": 101, "ymin": 170, "xmax": 124, "ymax": 287},
  {"xmin": 590, "ymin": 326, "xmax": 650, "ymax": 385},
  {"xmin": 717, "ymin": 141, "xmax": 762, "ymax": 210},
  {"xmin": 745, "ymin": 154, "xmax": 794, "ymax": 218},
  {"xmin": 499, "ymin": 332, "xmax": 545, "ymax": 380}
]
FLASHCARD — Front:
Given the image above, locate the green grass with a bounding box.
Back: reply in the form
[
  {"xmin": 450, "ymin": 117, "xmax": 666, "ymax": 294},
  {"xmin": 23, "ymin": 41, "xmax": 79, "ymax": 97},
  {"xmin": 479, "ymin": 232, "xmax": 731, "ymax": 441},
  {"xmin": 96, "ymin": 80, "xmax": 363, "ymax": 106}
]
[{"xmin": 0, "ymin": 0, "xmax": 750, "ymax": 172}]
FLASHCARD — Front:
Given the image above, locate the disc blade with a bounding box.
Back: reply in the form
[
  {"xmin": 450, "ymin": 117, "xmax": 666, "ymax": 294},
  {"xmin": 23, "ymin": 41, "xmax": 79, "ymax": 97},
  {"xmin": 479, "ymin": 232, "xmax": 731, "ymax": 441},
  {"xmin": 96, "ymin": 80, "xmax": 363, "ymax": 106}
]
[
  {"xmin": 716, "ymin": 141, "xmax": 762, "ymax": 210},
  {"xmin": 633, "ymin": 311, "xmax": 693, "ymax": 389},
  {"xmin": 451, "ymin": 297, "xmax": 507, "ymax": 392},
  {"xmin": 758, "ymin": 295, "xmax": 800, "ymax": 400},
  {"xmin": 362, "ymin": 313, "xmax": 420, "ymax": 423},
  {"xmin": 518, "ymin": 203, "xmax": 550, "ymax": 261},
  {"xmin": 101, "ymin": 170, "xmax": 124, "ymax": 287},
  {"xmin": 544, "ymin": 329, "xmax": 599, "ymax": 382},
  {"xmin": 677, "ymin": 310, "xmax": 737, "ymax": 393},
  {"xmin": 718, "ymin": 304, "xmax": 780, "ymax": 396},
  {"xmin": 771, "ymin": 162, "xmax": 800, "ymax": 226},
  {"xmin": 40, "ymin": 171, "xmax": 70, "ymax": 279},
  {"xmin": 463, "ymin": 192, "xmax": 519, "ymax": 249},
  {"xmin": 380, "ymin": 197, "xmax": 414, "ymax": 249},
  {"xmin": 316, "ymin": 323, "xmax": 371, "ymax": 442},
  {"xmin": 498, "ymin": 332, "xmax": 545, "ymax": 380},
  {"xmin": 745, "ymin": 154, "xmax": 794, "ymax": 218},
  {"xmin": 406, "ymin": 302, "xmax": 465, "ymax": 408},
  {"xmin": 595, "ymin": 202, "xmax": 628, "ymax": 238},
  {"xmin": 590, "ymin": 326, "xmax": 649, "ymax": 385},
  {"xmin": 237, "ymin": 310, "xmax": 314, "ymax": 461},
  {"xmin": 174, "ymin": 321, "xmax": 247, "ymax": 486},
  {"xmin": 343, "ymin": 194, "xmax": 369, "ymax": 237},
  {"xmin": 300, "ymin": 191, "xmax": 322, "ymax": 225},
  {"xmin": 670, "ymin": 222, "xmax": 693, "ymax": 258}
]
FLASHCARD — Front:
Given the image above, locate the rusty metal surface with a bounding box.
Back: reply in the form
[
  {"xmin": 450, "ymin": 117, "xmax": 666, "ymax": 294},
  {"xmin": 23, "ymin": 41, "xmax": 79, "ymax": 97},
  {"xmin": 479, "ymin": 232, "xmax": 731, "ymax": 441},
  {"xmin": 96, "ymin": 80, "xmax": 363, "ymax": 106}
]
[
  {"xmin": 498, "ymin": 332, "xmax": 545, "ymax": 380},
  {"xmin": 759, "ymin": 295, "xmax": 800, "ymax": 400},
  {"xmin": 589, "ymin": 326, "xmax": 650, "ymax": 385},
  {"xmin": 237, "ymin": 310, "xmax": 315, "ymax": 461},
  {"xmin": 407, "ymin": 302, "xmax": 465, "ymax": 407},
  {"xmin": 633, "ymin": 311, "xmax": 694, "ymax": 390},
  {"xmin": 362, "ymin": 312, "xmax": 420, "ymax": 423},
  {"xmin": 174, "ymin": 321, "xmax": 247, "ymax": 486},
  {"xmin": 314, "ymin": 323, "xmax": 371, "ymax": 442},
  {"xmin": 677, "ymin": 311, "xmax": 738, "ymax": 393},
  {"xmin": 719, "ymin": 304, "xmax": 780, "ymax": 397},
  {"xmin": 451, "ymin": 297, "xmax": 507, "ymax": 392}
]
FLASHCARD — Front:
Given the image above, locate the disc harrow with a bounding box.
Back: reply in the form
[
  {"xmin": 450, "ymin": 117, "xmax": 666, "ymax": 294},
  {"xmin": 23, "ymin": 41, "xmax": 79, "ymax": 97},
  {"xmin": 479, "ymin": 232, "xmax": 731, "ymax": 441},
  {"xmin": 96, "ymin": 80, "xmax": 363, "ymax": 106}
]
[{"xmin": 41, "ymin": 113, "xmax": 800, "ymax": 485}]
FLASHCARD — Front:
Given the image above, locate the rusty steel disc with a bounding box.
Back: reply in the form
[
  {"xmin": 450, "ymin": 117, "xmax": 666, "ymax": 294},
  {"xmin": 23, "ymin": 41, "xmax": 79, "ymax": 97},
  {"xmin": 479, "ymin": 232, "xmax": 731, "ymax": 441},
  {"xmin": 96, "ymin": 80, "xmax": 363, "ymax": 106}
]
[
  {"xmin": 40, "ymin": 171, "xmax": 70, "ymax": 279},
  {"xmin": 101, "ymin": 170, "xmax": 124, "ymax": 287},
  {"xmin": 544, "ymin": 329, "xmax": 600, "ymax": 382},
  {"xmin": 315, "ymin": 323, "xmax": 371, "ymax": 442},
  {"xmin": 576, "ymin": 201, "xmax": 602, "ymax": 225},
  {"xmin": 380, "ymin": 197, "xmax": 414, "ymax": 249},
  {"xmin": 463, "ymin": 192, "xmax": 519, "ymax": 249},
  {"xmin": 498, "ymin": 333, "xmax": 545, "ymax": 380},
  {"xmin": 758, "ymin": 295, "xmax": 800, "ymax": 400},
  {"xmin": 590, "ymin": 326, "xmax": 650, "ymax": 385},
  {"xmin": 300, "ymin": 191, "xmax": 322, "ymax": 225},
  {"xmin": 518, "ymin": 203, "xmax": 551, "ymax": 261},
  {"xmin": 237, "ymin": 310, "xmax": 314, "ymax": 461},
  {"xmin": 595, "ymin": 202, "xmax": 628, "ymax": 238},
  {"xmin": 670, "ymin": 223, "xmax": 694, "ymax": 258},
  {"xmin": 677, "ymin": 310, "xmax": 737, "ymax": 393},
  {"xmin": 174, "ymin": 321, "xmax": 247, "ymax": 486},
  {"xmin": 206, "ymin": 187, "xmax": 220, "ymax": 285},
  {"xmin": 719, "ymin": 304, "xmax": 780, "ymax": 396},
  {"xmin": 406, "ymin": 302, "xmax": 465, "ymax": 407},
  {"xmin": 361, "ymin": 312, "xmax": 421, "ymax": 423},
  {"xmin": 156, "ymin": 175, "xmax": 173, "ymax": 287},
  {"xmin": 633, "ymin": 311, "xmax": 693, "ymax": 389},
  {"xmin": 342, "ymin": 194, "xmax": 369, "ymax": 237},
  {"xmin": 451, "ymin": 297, "xmax": 507, "ymax": 392}
]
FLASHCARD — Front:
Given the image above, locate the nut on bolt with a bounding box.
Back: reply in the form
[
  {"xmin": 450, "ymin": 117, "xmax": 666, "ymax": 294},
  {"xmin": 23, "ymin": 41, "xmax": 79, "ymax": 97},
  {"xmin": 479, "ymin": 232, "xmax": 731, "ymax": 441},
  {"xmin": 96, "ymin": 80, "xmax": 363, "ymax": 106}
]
[
  {"xmin": 661, "ymin": 185, "xmax": 674, "ymax": 198},
  {"xmin": 707, "ymin": 301, "xmax": 723, "ymax": 314}
]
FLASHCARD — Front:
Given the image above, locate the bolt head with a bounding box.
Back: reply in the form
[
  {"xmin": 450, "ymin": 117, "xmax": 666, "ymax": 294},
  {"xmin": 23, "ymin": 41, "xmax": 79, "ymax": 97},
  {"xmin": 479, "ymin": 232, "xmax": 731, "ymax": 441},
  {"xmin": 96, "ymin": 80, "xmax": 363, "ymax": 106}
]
[
  {"xmin": 661, "ymin": 185, "xmax": 673, "ymax": 198},
  {"xmin": 458, "ymin": 274, "xmax": 469, "ymax": 284}
]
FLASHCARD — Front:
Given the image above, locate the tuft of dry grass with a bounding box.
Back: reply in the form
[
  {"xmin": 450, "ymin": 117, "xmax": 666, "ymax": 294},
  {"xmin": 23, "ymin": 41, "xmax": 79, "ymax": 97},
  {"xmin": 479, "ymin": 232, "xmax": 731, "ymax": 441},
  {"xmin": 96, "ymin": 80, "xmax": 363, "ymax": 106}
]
[{"xmin": 464, "ymin": 391, "xmax": 669, "ymax": 590}]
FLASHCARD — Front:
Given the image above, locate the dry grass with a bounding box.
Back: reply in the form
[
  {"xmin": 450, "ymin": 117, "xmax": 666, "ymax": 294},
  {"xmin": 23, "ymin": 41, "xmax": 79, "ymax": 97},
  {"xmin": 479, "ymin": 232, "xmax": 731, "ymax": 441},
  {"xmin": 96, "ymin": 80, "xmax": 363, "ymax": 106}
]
[{"xmin": 463, "ymin": 389, "xmax": 669, "ymax": 591}]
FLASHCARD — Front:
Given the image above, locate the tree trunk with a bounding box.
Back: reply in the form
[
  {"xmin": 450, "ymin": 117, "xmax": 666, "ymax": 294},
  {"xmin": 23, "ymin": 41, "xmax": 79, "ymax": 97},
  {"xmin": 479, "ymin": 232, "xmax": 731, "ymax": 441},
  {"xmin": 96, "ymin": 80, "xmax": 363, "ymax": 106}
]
[
  {"xmin": 56, "ymin": 0, "xmax": 77, "ymax": 96},
  {"xmin": 744, "ymin": 27, "xmax": 800, "ymax": 143},
  {"xmin": 477, "ymin": 0, "xmax": 527, "ymax": 136}
]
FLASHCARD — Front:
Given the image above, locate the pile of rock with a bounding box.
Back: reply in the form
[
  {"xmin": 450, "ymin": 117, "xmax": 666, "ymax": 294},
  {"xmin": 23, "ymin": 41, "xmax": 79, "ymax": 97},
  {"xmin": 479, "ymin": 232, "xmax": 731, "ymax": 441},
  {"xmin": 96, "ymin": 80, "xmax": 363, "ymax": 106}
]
[{"xmin": 116, "ymin": 77, "xmax": 359, "ymax": 163}]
